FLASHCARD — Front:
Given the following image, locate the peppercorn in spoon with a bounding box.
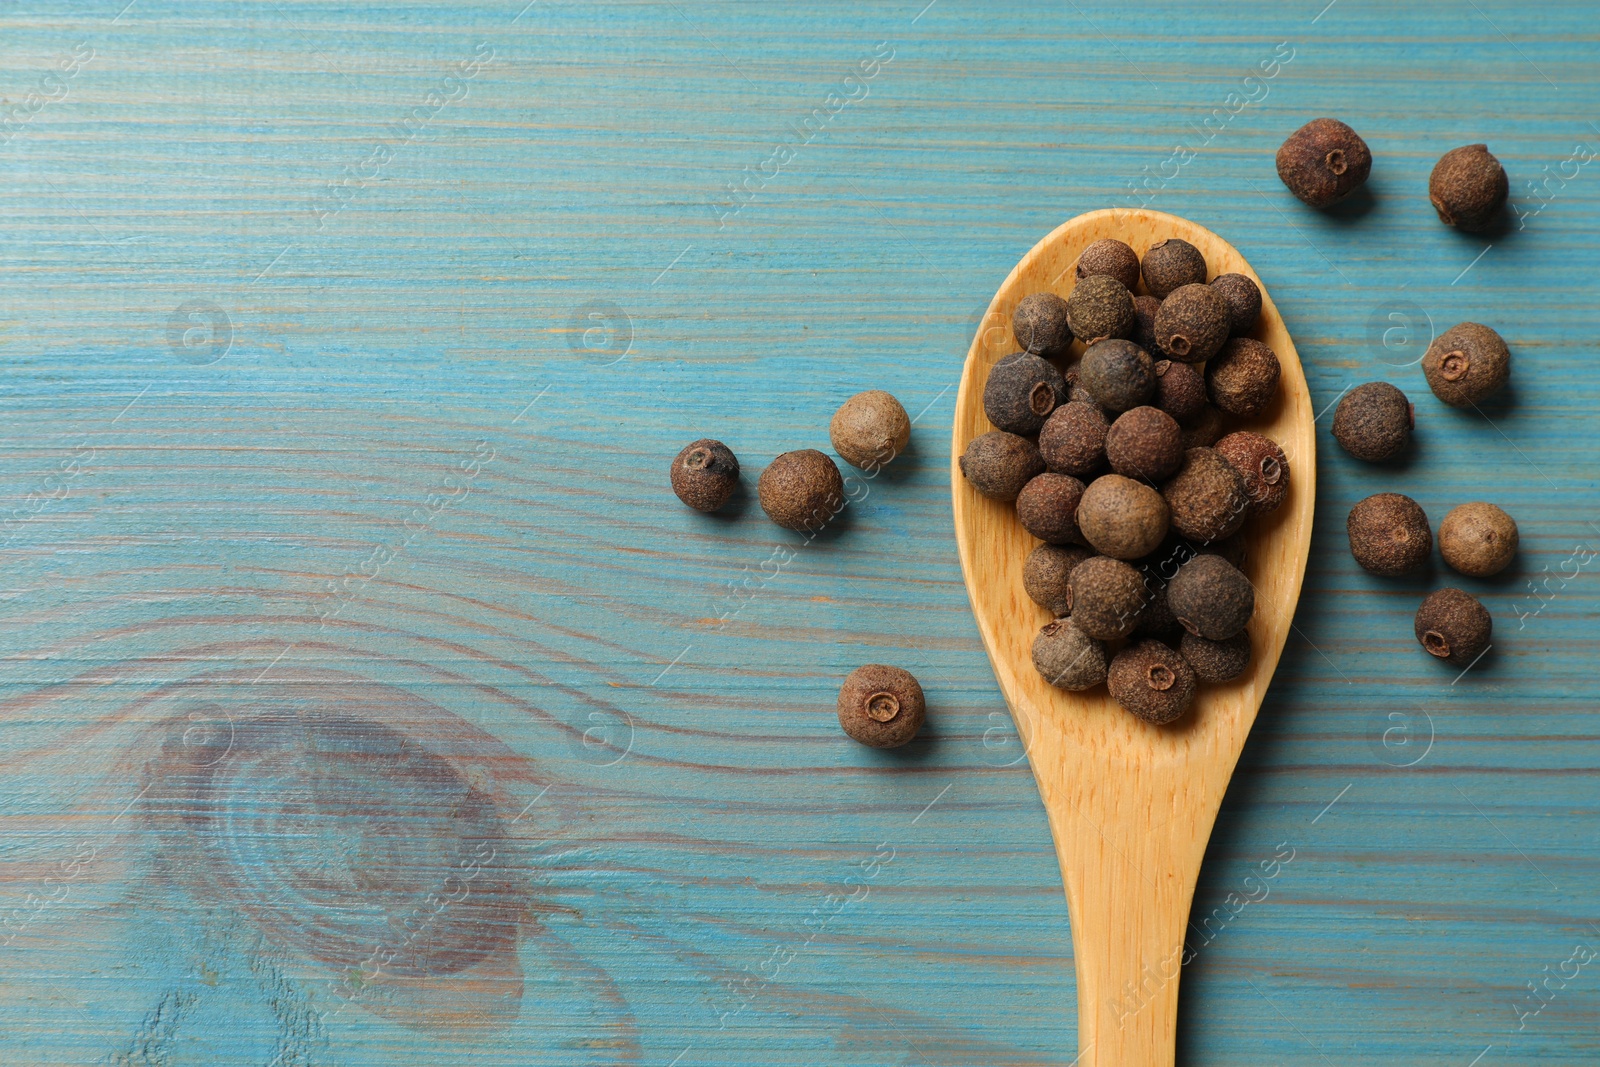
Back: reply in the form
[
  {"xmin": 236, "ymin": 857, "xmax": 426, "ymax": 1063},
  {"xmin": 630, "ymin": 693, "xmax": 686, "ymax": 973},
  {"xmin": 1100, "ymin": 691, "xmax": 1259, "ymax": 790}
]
[{"xmin": 951, "ymin": 209, "xmax": 1315, "ymax": 1067}]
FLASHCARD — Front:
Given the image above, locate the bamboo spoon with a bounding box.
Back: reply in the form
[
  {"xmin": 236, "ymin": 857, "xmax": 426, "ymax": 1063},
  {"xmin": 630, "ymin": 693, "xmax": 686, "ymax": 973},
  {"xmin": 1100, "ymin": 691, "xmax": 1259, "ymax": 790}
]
[{"xmin": 951, "ymin": 209, "xmax": 1314, "ymax": 1067}]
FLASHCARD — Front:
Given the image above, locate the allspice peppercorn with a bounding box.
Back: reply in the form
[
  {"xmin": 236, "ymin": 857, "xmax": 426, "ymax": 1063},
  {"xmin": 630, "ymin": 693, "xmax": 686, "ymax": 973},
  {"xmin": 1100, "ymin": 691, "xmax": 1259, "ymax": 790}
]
[
  {"xmin": 1163, "ymin": 447, "xmax": 1249, "ymax": 543},
  {"xmin": 1066, "ymin": 274, "xmax": 1136, "ymax": 345},
  {"xmin": 1012, "ymin": 292, "xmax": 1074, "ymax": 359},
  {"xmin": 1024, "ymin": 543, "xmax": 1093, "ymax": 617},
  {"xmin": 1108, "ymin": 640, "xmax": 1197, "ymax": 725},
  {"xmin": 960, "ymin": 431, "xmax": 1044, "ymax": 501},
  {"xmin": 1206, "ymin": 338, "xmax": 1281, "ymax": 418},
  {"xmin": 1039, "ymin": 400, "xmax": 1110, "ymax": 478},
  {"xmin": 1275, "ymin": 118, "xmax": 1372, "ymax": 207},
  {"xmin": 1179, "ymin": 630, "xmax": 1252, "ymax": 684},
  {"xmin": 1347, "ymin": 492, "xmax": 1432, "ymax": 575},
  {"xmin": 1439, "ymin": 501, "xmax": 1518, "ymax": 578},
  {"xmin": 830, "ymin": 390, "xmax": 910, "ymax": 470},
  {"xmin": 837, "ymin": 664, "xmax": 925, "ymax": 748},
  {"xmin": 1016, "ymin": 473, "xmax": 1087, "ymax": 545},
  {"xmin": 1068, "ymin": 556, "xmax": 1148, "ymax": 640},
  {"xmin": 1077, "ymin": 474, "xmax": 1170, "ymax": 560},
  {"xmin": 1167, "ymin": 554, "xmax": 1255, "ymax": 640},
  {"xmin": 1079, "ymin": 339, "xmax": 1155, "ymax": 413},
  {"xmin": 1422, "ymin": 322, "xmax": 1510, "ymax": 408},
  {"xmin": 1209, "ymin": 273, "xmax": 1262, "ymax": 336},
  {"xmin": 670, "ymin": 439, "xmax": 740, "ymax": 513},
  {"xmin": 1105, "ymin": 406, "xmax": 1184, "ymax": 481},
  {"xmin": 1180, "ymin": 406, "xmax": 1226, "ymax": 450},
  {"xmin": 1152, "ymin": 359, "xmax": 1207, "ymax": 426},
  {"xmin": 1213, "ymin": 431, "xmax": 1289, "ymax": 514},
  {"xmin": 1032, "ymin": 618, "xmax": 1109, "ymax": 691},
  {"xmin": 984, "ymin": 351, "xmax": 1067, "ymax": 435},
  {"xmin": 1132, "ymin": 295, "xmax": 1162, "ymax": 355},
  {"xmin": 1429, "ymin": 144, "xmax": 1508, "ymax": 231},
  {"xmin": 1075, "ymin": 238, "xmax": 1141, "ymax": 291},
  {"xmin": 759, "ymin": 449, "xmax": 844, "ymax": 532},
  {"xmin": 1141, "ymin": 238, "xmax": 1207, "ymax": 298},
  {"xmin": 1414, "ymin": 588, "xmax": 1492, "ymax": 668},
  {"xmin": 1332, "ymin": 382, "xmax": 1413, "ymax": 462},
  {"xmin": 1064, "ymin": 365, "xmax": 1097, "ymax": 407},
  {"xmin": 1154, "ymin": 284, "xmax": 1230, "ymax": 363}
]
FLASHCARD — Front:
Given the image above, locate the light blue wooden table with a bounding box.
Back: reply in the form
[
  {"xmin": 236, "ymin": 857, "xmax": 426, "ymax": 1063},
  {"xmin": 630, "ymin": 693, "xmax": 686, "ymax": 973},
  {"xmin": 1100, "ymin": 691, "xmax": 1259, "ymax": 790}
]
[{"xmin": 1, "ymin": 2, "xmax": 1596, "ymax": 1063}]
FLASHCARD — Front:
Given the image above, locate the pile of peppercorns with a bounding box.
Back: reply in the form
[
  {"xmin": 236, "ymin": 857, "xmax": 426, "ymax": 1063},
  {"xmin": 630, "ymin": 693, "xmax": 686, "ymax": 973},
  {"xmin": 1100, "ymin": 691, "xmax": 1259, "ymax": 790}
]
[{"xmin": 961, "ymin": 236, "xmax": 1288, "ymax": 726}]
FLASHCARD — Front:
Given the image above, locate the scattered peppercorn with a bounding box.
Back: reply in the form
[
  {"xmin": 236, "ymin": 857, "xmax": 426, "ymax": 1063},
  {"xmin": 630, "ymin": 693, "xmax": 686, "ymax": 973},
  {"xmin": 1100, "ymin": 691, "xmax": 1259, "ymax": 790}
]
[
  {"xmin": 1180, "ymin": 406, "xmax": 1226, "ymax": 450},
  {"xmin": 1275, "ymin": 118, "xmax": 1372, "ymax": 207},
  {"xmin": 1423, "ymin": 322, "xmax": 1510, "ymax": 407},
  {"xmin": 830, "ymin": 390, "xmax": 910, "ymax": 470},
  {"xmin": 1429, "ymin": 144, "xmax": 1508, "ymax": 231},
  {"xmin": 1206, "ymin": 338, "xmax": 1281, "ymax": 418},
  {"xmin": 837, "ymin": 664, "xmax": 926, "ymax": 748},
  {"xmin": 1141, "ymin": 238, "xmax": 1207, "ymax": 298},
  {"xmin": 1106, "ymin": 406, "xmax": 1184, "ymax": 481},
  {"xmin": 1108, "ymin": 640, "xmax": 1197, "ymax": 725},
  {"xmin": 1332, "ymin": 381, "xmax": 1413, "ymax": 462},
  {"xmin": 1414, "ymin": 588, "xmax": 1492, "ymax": 668},
  {"xmin": 1154, "ymin": 283, "xmax": 1230, "ymax": 364},
  {"xmin": 1132, "ymin": 295, "xmax": 1162, "ymax": 355},
  {"xmin": 1039, "ymin": 400, "xmax": 1110, "ymax": 478},
  {"xmin": 1347, "ymin": 492, "xmax": 1432, "ymax": 575},
  {"xmin": 1068, "ymin": 556, "xmax": 1147, "ymax": 640},
  {"xmin": 1439, "ymin": 501, "xmax": 1518, "ymax": 578},
  {"xmin": 759, "ymin": 449, "xmax": 844, "ymax": 532},
  {"xmin": 670, "ymin": 439, "xmax": 740, "ymax": 513},
  {"xmin": 984, "ymin": 351, "xmax": 1066, "ymax": 435},
  {"xmin": 1016, "ymin": 473, "xmax": 1087, "ymax": 545},
  {"xmin": 960, "ymin": 431, "xmax": 1044, "ymax": 501},
  {"xmin": 1032, "ymin": 618, "xmax": 1109, "ymax": 691},
  {"xmin": 1163, "ymin": 447, "xmax": 1249, "ymax": 543},
  {"xmin": 1075, "ymin": 238, "xmax": 1141, "ymax": 291},
  {"xmin": 1012, "ymin": 292, "xmax": 1074, "ymax": 359},
  {"xmin": 1079, "ymin": 339, "xmax": 1155, "ymax": 413},
  {"xmin": 1213, "ymin": 431, "xmax": 1289, "ymax": 514},
  {"xmin": 1078, "ymin": 474, "xmax": 1171, "ymax": 560},
  {"xmin": 1179, "ymin": 630, "xmax": 1252, "ymax": 683},
  {"xmin": 1167, "ymin": 553, "xmax": 1254, "ymax": 640},
  {"xmin": 1210, "ymin": 273, "xmax": 1262, "ymax": 336},
  {"xmin": 1024, "ymin": 543, "xmax": 1093, "ymax": 617},
  {"xmin": 1152, "ymin": 359, "xmax": 1207, "ymax": 426},
  {"xmin": 1066, "ymin": 274, "xmax": 1136, "ymax": 345}
]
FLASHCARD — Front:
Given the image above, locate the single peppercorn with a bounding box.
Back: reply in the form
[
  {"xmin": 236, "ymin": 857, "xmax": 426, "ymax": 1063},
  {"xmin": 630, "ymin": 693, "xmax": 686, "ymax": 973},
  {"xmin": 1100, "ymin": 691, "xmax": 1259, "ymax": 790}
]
[
  {"xmin": 1066, "ymin": 274, "xmax": 1136, "ymax": 345},
  {"xmin": 1141, "ymin": 238, "xmax": 1207, "ymax": 299},
  {"xmin": 960, "ymin": 431, "xmax": 1044, "ymax": 501},
  {"xmin": 1108, "ymin": 640, "xmax": 1197, "ymax": 725},
  {"xmin": 1179, "ymin": 630, "xmax": 1252, "ymax": 683},
  {"xmin": 1079, "ymin": 339, "xmax": 1155, "ymax": 413},
  {"xmin": 1209, "ymin": 273, "xmax": 1262, "ymax": 336},
  {"xmin": 1423, "ymin": 322, "xmax": 1510, "ymax": 408},
  {"xmin": 1213, "ymin": 431, "xmax": 1289, "ymax": 514},
  {"xmin": 1347, "ymin": 492, "xmax": 1432, "ymax": 575},
  {"xmin": 1332, "ymin": 382, "xmax": 1413, "ymax": 462},
  {"xmin": 1154, "ymin": 284, "xmax": 1230, "ymax": 364},
  {"xmin": 1106, "ymin": 406, "xmax": 1184, "ymax": 481},
  {"xmin": 1163, "ymin": 447, "xmax": 1249, "ymax": 543},
  {"xmin": 1429, "ymin": 144, "xmax": 1508, "ymax": 231},
  {"xmin": 837, "ymin": 664, "xmax": 925, "ymax": 748},
  {"xmin": 1132, "ymin": 295, "xmax": 1161, "ymax": 355},
  {"xmin": 759, "ymin": 449, "xmax": 844, "ymax": 532},
  {"xmin": 1180, "ymin": 406, "xmax": 1226, "ymax": 450},
  {"xmin": 1068, "ymin": 556, "xmax": 1147, "ymax": 640},
  {"xmin": 1167, "ymin": 554, "xmax": 1254, "ymax": 640},
  {"xmin": 1414, "ymin": 588, "xmax": 1492, "ymax": 668},
  {"xmin": 1024, "ymin": 543, "xmax": 1093, "ymax": 617},
  {"xmin": 1032, "ymin": 618, "xmax": 1109, "ymax": 691},
  {"xmin": 670, "ymin": 439, "xmax": 740, "ymax": 512},
  {"xmin": 1206, "ymin": 338, "xmax": 1281, "ymax": 418},
  {"xmin": 1152, "ymin": 359, "xmax": 1207, "ymax": 426},
  {"xmin": 1012, "ymin": 292, "xmax": 1074, "ymax": 359},
  {"xmin": 984, "ymin": 351, "xmax": 1066, "ymax": 435},
  {"xmin": 1078, "ymin": 474, "xmax": 1170, "ymax": 561},
  {"xmin": 1016, "ymin": 473, "xmax": 1087, "ymax": 546},
  {"xmin": 830, "ymin": 390, "xmax": 910, "ymax": 470},
  {"xmin": 1075, "ymin": 238, "xmax": 1141, "ymax": 292},
  {"xmin": 1275, "ymin": 118, "xmax": 1372, "ymax": 207},
  {"xmin": 1039, "ymin": 400, "xmax": 1109, "ymax": 478},
  {"xmin": 1439, "ymin": 502, "xmax": 1518, "ymax": 578}
]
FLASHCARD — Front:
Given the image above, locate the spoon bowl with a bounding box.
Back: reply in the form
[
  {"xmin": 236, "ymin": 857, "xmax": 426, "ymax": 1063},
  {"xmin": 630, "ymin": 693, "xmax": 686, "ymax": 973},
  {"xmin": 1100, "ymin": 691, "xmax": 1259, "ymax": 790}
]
[{"xmin": 951, "ymin": 209, "xmax": 1314, "ymax": 1067}]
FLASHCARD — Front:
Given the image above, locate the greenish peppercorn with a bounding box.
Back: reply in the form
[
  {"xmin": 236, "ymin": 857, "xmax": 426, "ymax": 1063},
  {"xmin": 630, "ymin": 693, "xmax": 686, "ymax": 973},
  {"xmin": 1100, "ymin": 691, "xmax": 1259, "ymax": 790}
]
[
  {"xmin": 1016, "ymin": 473, "xmax": 1087, "ymax": 546},
  {"xmin": 1032, "ymin": 618, "xmax": 1109, "ymax": 691},
  {"xmin": 1206, "ymin": 337, "xmax": 1281, "ymax": 418},
  {"xmin": 1162, "ymin": 447, "xmax": 1249, "ymax": 543},
  {"xmin": 1429, "ymin": 144, "xmax": 1508, "ymax": 231},
  {"xmin": 1039, "ymin": 400, "xmax": 1109, "ymax": 478},
  {"xmin": 1152, "ymin": 359, "xmax": 1207, "ymax": 426},
  {"xmin": 1075, "ymin": 238, "xmax": 1141, "ymax": 291},
  {"xmin": 984, "ymin": 351, "xmax": 1066, "ymax": 435},
  {"xmin": 1012, "ymin": 292, "xmax": 1074, "ymax": 359},
  {"xmin": 1023, "ymin": 543, "xmax": 1093, "ymax": 617},
  {"xmin": 1276, "ymin": 118, "xmax": 1372, "ymax": 207},
  {"xmin": 1106, "ymin": 406, "xmax": 1184, "ymax": 482},
  {"xmin": 1210, "ymin": 273, "xmax": 1262, "ymax": 336},
  {"xmin": 1167, "ymin": 554, "xmax": 1254, "ymax": 640},
  {"xmin": 1141, "ymin": 238, "xmax": 1207, "ymax": 299},
  {"xmin": 837, "ymin": 664, "xmax": 925, "ymax": 748},
  {"xmin": 1066, "ymin": 274, "xmax": 1136, "ymax": 345},
  {"xmin": 1078, "ymin": 473, "xmax": 1170, "ymax": 561},
  {"xmin": 1423, "ymin": 322, "xmax": 1510, "ymax": 407},
  {"xmin": 1132, "ymin": 295, "xmax": 1162, "ymax": 355},
  {"xmin": 1347, "ymin": 492, "xmax": 1431, "ymax": 575},
  {"xmin": 759, "ymin": 449, "xmax": 844, "ymax": 532},
  {"xmin": 959, "ymin": 431, "xmax": 1045, "ymax": 502},
  {"xmin": 1068, "ymin": 556, "xmax": 1147, "ymax": 640},
  {"xmin": 1179, "ymin": 630, "xmax": 1252, "ymax": 683},
  {"xmin": 1108, "ymin": 639, "xmax": 1196, "ymax": 725},
  {"xmin": 1414, "ymin": 588, "xmax": 1492, "ymax": 668},
  {"xmin": 1213, "ymin": 431, "xmax": 1289, "ymax": 514},
  {"xmin": 1439, "ymin": 501, "xmax": 1518, "ymax": 578},
  {"xmin": 830, "ymin": 390, "xmax": 910, "ymax": 470},
  {"xmin": 1154, "ymin": 283, "xmax": 1230, "ymax": 363},
  {"xmin": 1332, "ymin": 381, "xmax": 1413, "ymax": 462},
  {"xmin": 670, "ymin": 439, "xmax": 740, "ymax": 513},
  {"xmin": 1080, "ymin": 339, "xmax": 1155, "ymax": 413}
]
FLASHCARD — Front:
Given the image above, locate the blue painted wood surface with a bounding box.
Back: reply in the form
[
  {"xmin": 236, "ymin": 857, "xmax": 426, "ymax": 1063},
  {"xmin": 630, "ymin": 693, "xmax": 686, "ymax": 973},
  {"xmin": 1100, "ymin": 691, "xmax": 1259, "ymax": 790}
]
[{"xmin": 1, "ymin": 1, "xmax": 1597, "ymax": 1063}]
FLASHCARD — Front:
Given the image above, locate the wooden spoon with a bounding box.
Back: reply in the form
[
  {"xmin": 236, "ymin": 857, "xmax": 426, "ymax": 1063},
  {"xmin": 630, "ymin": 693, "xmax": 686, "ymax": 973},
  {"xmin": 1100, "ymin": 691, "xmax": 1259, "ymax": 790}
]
[{"xmin": 951, "ymin": 209, "xmax": 1314, "ymax": 1067}]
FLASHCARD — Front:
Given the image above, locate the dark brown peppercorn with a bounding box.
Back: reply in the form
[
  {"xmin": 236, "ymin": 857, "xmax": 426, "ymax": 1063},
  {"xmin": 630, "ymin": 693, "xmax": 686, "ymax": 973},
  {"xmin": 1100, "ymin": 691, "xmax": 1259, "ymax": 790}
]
[
  {"xmin": 1210, "ymin": 273, "xmax": 1262, "ymax": 336},
  {"xmin": 1106, "ymin": 406, "xmax": 1184, "ymax": 481},
  {"xmin": 1066, "ymin": 274, "xmax": 1136, "ymax": 345},
  {"xmin": 837, "ymin": 664, "xmax": 925, "ymax": 748},
  {"xmin": 1179, "ymin": 630, "xmax": 1252, "ymax": 683},
  {"xmin": 1079, "ymin": 339, "xmax": 1155, "ymax": 413},
  {"xmin": 1132, "ymin": 295, "xmax": 1162, "ymax": 355},
  {"xmin": 1167, "ymin": 554, "xmax": 1254, "ymax": 640},
  {"xmin": 759, "ymin": 449, "xmax": 844, "ymax": 532},
  {"xmin": 830, "ymin": 390, "xmax": 910, "ymax": 470},
  {"xmin": 1016, "ymin": 473, "xmax": 1087, "ymax": 545},
  {"xmin": 1064, "ymin": 365, "xmax": 1098, "ymax": 407},
  {"xmin": 1068, "ymin": 556, "xmax": 1147, "ymax": 640},
  {"xmin": 1154, "ymin": 283, "xmax": 1230, "ymax": 364},
  {"xmin": 1078, "ymin": 474, "xmax": 1170, "ymax": 560},
  {"xmin": 1023, "ymin": 543, "xmax": 1093, "ymax": 616},
  {"xmin": 1032, "ymin": 618, "xmax": 1109, "ymax": 691},
  {"xmin": 1213, "ymin": 431, "xmax": 1289, "ymax": 514},
  {"xmin": 1012, "ymin": 292, "xmax": 1074, "ymax": 359},
  {"xmin": 960, "ymin": 431, "xmax": 1044, "ymax": 501},
  {"xmin": 1429, "ymin": 144, "xmax": 1508, "ymax": 231},
  {"xmin": 984, "ymin": 351, "xmax": 1066, "ymax": 435},
  {"xmin": 1423, "ymin": 322, "xmax": 1510, "ymax": 408},
  {"xmin": 670, "ymin": 439, "xmax": 740, "ymax": 512},
  {"xmin": 1347, "ymin": 492, "xmax": 1432, "ymax": 575},
  {"xmin": 1075, "ymin": 238, "xmax": 1141, "ymax": 291},
  {"xmin": 1414, "ymin": 588, "xmax": 1492, "ymax": 668},
  {"xmin": 1039, "ymin": 400, "xmax": 1110, "ymax": 478},
  {"xmin": 1179, "ymin": 406, "xmax": 1227, "ymax": 450},
  {"xmin": 1163, "ymin": 447, "xmax": 1249, "ymax": 543},
  {"xmin": 1141, "ymin": 238, "xmax": 1207, "ymax": 299},
  {"xmin": 1108, "ymin": 640, "xmax": 1196, "ymax": 725},
  {"xmin": 1152, "ymin": 359, "xmax": 1207, "ymax": 426},
  {"xmin": 1439, "ymin": 502, "xmax": 1518, "ymax": 578},
  {"xmin": 1206, "ymin": 337, "xmax": 1281, "ymax": 418},
  {"xmin": 1276, "ymin": 118, "xmax": 1372, "ymax": 207},
  {"xmin": 1332, "ymin": 382, "xmax": 1413, "ymax": 462}
]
